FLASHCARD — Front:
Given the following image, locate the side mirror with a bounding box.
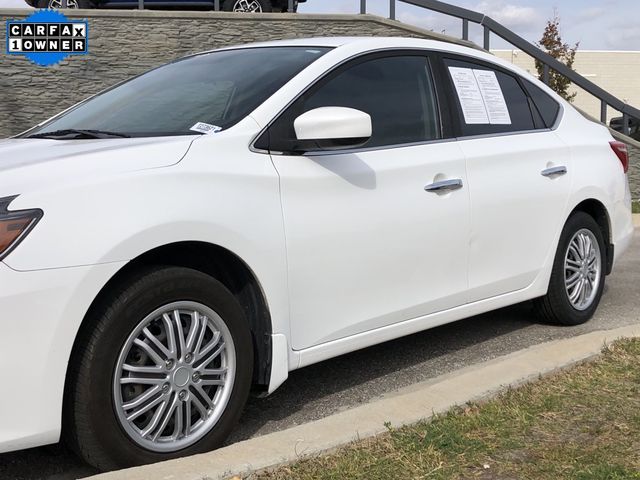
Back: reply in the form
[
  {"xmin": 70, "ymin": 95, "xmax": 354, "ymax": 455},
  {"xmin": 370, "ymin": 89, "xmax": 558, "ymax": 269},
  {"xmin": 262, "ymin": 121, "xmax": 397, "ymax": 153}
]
[{"xmin": 293, "ymin": 107, "xmax": 372, "ymax": 152}]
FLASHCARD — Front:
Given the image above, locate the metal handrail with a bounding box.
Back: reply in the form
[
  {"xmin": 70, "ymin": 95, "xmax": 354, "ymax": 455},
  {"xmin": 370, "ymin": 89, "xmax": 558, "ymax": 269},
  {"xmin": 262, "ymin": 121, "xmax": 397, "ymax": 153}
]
[{"xmin": 361, "ymin": 0, "xmax": 639, "ymax": 136}]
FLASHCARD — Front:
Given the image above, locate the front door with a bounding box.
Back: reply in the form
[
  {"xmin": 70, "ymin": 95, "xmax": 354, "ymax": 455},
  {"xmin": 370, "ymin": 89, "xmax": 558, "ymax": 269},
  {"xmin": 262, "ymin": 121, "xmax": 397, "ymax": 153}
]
[{"xmin": 265, "ymin": 53, "xmax": 472, "ymax": 350}]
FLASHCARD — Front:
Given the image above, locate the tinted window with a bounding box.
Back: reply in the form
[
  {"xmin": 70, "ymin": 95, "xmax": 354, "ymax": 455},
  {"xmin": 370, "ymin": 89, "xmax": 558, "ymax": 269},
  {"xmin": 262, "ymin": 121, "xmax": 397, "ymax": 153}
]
[
  {"xmin": 445, "ymin": 58, "xmax": 535, "ymax": 137},
  {"xmin": 523, "ymin": 80, "xmax": 561, "ymax": 128},
  {"xmin": 267, "ymin": 55, "xmax": 440, "ymax": 151},
  {"xmin": 26, "ymin": 47, "xmax": 331, "ymax": 138}
]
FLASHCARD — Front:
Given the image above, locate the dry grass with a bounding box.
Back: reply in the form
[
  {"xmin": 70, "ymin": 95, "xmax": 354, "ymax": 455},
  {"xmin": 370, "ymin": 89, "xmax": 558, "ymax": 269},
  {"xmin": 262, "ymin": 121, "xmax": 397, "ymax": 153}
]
[{"xmin": 254, "ymin": 339, "xmax": 640, "ymax": 480}]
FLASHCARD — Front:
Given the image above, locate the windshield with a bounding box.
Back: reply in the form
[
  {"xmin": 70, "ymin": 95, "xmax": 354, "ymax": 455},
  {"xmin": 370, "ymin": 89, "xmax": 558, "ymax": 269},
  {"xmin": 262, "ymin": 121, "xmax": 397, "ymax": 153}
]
[{"xmin": 25, "ymin": 46, "xmax": 331, "ymax": 138}]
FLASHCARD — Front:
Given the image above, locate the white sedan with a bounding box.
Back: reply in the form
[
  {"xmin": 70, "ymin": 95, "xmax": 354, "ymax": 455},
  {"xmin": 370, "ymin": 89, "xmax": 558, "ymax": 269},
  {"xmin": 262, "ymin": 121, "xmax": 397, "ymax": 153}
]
[{"xmin": 0, "ymin": 37, "xmax": 633, "ymax": 469}]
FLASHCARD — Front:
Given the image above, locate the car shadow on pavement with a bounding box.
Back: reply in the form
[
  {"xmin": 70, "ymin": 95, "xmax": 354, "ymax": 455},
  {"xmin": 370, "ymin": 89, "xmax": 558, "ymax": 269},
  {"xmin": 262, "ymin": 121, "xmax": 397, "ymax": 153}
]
[
  {"xmin": 0, "ymin": 442, "xmax": 98, "ymax": 480},
  {"xmin": 227, "ymin": 302, "xmax": 541, "ymax": 444}
]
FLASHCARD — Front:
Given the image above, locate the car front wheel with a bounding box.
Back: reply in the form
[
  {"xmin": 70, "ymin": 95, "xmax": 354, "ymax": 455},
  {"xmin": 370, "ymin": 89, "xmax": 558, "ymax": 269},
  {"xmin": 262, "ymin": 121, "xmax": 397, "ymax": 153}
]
[
  {"xmin": 535, "ymin": 211, "xmax": 607, "ymax": 325},
  {"xmin": 64, "ymin": 266, "xmax": 253, "ymax": 470}
]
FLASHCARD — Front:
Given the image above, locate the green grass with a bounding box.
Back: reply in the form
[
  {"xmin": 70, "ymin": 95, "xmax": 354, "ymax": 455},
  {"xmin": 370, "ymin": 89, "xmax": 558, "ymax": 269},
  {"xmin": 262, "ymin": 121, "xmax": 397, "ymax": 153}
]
[
  {"xmin": 633, "ymin": 201, "xmax": 640, "ymax": 214},
  {"xmin": 256, "ymin": 339, "xmax": 640, "ymax": 480}
]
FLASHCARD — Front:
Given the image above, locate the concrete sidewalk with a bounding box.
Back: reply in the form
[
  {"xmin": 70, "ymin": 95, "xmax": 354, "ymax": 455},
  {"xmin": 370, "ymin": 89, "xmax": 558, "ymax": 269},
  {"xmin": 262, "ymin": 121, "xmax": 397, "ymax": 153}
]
[{"xmin": 90, "ymin": 322, "xmax": 640, "ymax": 480}]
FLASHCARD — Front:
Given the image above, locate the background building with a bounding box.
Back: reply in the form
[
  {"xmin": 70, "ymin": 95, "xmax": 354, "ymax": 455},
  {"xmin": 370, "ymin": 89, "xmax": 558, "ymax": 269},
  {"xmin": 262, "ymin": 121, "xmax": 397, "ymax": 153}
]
[{"xmin": 493, "ymin": 50, "xmax": 640, "ymax": 124}]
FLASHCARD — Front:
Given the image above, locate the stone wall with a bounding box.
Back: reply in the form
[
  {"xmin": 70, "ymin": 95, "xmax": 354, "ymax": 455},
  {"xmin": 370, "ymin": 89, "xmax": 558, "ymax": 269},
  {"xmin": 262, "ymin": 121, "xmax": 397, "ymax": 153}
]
[{"xmin": 0, "ymin": 9, "xmax": 461, "ymax": 137}]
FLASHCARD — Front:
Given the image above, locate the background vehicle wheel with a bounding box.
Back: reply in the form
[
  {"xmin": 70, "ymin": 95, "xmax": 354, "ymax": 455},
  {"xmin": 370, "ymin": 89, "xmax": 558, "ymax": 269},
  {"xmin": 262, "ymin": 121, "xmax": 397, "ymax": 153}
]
[
  {"xmin": 222, "ymin": 0, "xmax": 272, "ymax": 13},
  {"xmin": 36, "ymin": 0, "xmax": 93, "ymax": 8},
  {"xmin": 534, "ymin": 211, "xmax": 607, "ymax": 326},
  {"xmin": 64, "ymin": 266, "xmax": 253, "ymax": 470}
]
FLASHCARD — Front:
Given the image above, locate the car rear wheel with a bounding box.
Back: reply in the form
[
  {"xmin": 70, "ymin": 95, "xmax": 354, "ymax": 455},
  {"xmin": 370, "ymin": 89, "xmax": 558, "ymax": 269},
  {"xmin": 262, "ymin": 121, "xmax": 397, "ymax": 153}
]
[
  {"xmin": 534, "ymin": 212, "xmax": 606, "ymax": 325},
  {"xmin": 223, "ymin": 0, "xmax": 272, "ymax": 13},
  {"xmin": 64, "ymin": 266, "xmax": 253, "ymax": 470}
]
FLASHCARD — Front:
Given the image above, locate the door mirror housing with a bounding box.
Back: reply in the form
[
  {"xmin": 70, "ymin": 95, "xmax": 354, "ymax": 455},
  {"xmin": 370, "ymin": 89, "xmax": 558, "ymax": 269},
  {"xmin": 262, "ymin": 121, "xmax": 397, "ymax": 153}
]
[{"xmin": 293, "ymin": 107, "xmax": 372, "ymax": 152}]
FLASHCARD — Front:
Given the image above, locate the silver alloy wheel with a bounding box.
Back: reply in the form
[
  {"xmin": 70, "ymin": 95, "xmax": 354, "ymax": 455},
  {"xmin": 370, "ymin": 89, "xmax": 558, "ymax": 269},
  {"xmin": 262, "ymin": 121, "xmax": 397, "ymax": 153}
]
[
  {"xmin": 232, "ymin": 0, "xmax": 263, "ymax": 12},
  {"xmin": 113, "ymin": 301, "xmax": 236, "ymax": 452},
  {"xmin": 564, "ymin": 228, "xmax": 601, "ymax": 311},
  {"xmin": 48, "ymin": 0, "xmax": 79, "ymax": 7}
]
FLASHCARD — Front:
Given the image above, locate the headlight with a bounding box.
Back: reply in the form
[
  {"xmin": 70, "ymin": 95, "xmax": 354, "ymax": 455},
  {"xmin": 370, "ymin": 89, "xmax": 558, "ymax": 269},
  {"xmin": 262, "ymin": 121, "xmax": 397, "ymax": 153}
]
[{"xmin": 0, "ymin": 196, "xmax": 43, "ymax": 261}]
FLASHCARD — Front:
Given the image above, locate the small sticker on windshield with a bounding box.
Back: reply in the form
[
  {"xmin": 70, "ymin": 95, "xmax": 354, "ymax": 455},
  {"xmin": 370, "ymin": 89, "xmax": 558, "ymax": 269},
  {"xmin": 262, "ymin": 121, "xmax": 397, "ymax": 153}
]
[{"xmin": 190, "ymin": 122, "xmax": 222, "ymax": 134}]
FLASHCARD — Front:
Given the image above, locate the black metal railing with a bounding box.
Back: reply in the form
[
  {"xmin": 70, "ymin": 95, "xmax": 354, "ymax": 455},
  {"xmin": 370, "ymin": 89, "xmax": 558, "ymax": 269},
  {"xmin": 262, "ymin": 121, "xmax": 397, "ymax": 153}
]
[{"xmin": 358, "ymin": 0, "xmax": 640, "ymax": 136}]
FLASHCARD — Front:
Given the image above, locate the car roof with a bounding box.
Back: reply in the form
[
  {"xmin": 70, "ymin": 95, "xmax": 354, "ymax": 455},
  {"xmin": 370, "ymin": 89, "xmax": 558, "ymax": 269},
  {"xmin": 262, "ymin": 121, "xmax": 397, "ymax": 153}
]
[
  {"xmin": 215, "ymin": 36, "xmax": 497, "ymax": 66},
  {"xmin": 233, "ymin": 37, "xmax": 362, "ymax": 48},
  {"xmin": 225, "ymin": 36, "xmax": 480, "ymax": 49}
]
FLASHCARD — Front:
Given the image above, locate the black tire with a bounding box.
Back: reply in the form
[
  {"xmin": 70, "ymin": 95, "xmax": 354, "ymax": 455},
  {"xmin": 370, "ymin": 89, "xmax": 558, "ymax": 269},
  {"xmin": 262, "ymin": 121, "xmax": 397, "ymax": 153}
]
[
  {"xmin": 222, "ymin": 0, "xmax": 272, "ymax": 12},
  {"xmin": 534, "ymin": 212, "xmax": 607, "ymax": 326},
  {"xmin": 36, "ymin": 0, "xmax": 94, "ymax": 7},
  {"xmin": 64, "ymin": 266, "xmax": 253, "ymax": 471}
]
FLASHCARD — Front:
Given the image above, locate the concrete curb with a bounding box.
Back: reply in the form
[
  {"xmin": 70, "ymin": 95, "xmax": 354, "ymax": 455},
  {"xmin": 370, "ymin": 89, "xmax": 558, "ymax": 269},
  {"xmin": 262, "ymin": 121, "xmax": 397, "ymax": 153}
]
[{"xmin": 89, "ymin": 323, "xmax": 640, "ymax": 480}]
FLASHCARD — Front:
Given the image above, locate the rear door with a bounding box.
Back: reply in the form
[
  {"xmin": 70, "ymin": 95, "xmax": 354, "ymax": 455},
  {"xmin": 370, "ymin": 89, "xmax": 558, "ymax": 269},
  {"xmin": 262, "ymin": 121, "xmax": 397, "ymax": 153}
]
[
  {"xmin": 441, "ymin": 56, "xmax": 571, "ymax": 301},
  {"xmin": 261, "ymin": 52, "xmax": 471, "ymax": 350}
]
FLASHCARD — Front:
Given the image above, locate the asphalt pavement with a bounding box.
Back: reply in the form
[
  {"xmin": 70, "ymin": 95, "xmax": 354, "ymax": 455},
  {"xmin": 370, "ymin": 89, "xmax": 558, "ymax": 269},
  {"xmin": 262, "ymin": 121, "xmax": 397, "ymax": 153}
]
[{"xmin": 1, "ymin": 230, "xmax": 638, "ymax": 480}]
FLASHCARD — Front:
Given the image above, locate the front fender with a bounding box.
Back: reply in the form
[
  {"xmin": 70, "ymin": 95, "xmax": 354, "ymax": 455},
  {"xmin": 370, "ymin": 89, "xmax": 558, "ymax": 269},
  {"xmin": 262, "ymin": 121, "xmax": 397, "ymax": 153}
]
[{"xmin": 4, "ymin": 155, "xmax": 290, "ymax": 337}]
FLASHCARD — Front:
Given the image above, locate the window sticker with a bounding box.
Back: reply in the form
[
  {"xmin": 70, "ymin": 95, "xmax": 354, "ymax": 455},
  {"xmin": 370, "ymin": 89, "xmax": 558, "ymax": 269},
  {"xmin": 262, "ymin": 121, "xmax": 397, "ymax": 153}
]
[
  {"xmin": 473, "ymin": 70, "xmax": 511, "ymax": 125},
  {"xmin": 448, "ymin": 67, "xmax": 489, "ymax": 124},
  {"xmin": 190, "ymin": 122, "xmax": 222, "ymax": 134},
  {"xmin": 448, "ymin": 67, "xmax": 512, "ymax": 125}
]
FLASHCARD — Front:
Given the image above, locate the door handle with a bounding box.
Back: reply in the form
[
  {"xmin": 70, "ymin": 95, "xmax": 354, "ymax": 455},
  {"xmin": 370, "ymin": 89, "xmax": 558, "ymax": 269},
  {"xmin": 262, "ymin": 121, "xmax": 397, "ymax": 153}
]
[
  {"xmin": 541, "ymin": 166, "xmax": 567, "ymax": 177},
  {"xmin": 424, "ymin": 179, "xmax": 464, "ymax": 193}
]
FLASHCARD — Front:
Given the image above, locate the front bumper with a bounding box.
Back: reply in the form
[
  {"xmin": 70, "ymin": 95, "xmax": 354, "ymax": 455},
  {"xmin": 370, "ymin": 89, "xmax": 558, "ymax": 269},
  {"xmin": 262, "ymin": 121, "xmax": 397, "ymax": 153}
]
[{"xmin": 0, "ymin": 260, "xmax": 125, "ymax": 453}]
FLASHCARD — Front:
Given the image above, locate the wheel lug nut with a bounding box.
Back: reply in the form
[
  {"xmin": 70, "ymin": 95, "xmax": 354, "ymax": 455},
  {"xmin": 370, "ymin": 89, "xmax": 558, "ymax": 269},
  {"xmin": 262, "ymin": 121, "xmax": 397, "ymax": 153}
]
[
  {"xmin": 192, "ymin": 372, "xmax": 200, "ymax": 382},
  {"xmin": 165, "ymin": 360, "xmax": 174, "ymax": 370},
  {"xmin": 162, "ymin": 382, "xmax": 171, "ymax": 393},
  {"xmin": 178, "ymin": 390, "xmax": 187, "ymax": 401},
  {"xmin": 185, "ymin": 353, "xmax": 193, "ymax": 363}
]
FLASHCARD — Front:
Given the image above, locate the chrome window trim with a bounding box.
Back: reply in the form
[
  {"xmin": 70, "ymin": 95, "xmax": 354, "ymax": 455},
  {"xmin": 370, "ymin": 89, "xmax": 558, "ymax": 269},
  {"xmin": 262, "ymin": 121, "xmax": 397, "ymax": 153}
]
[
  {"xmin": 299, "ymin": 137, "xmax": 453, "ymax": 157},
  {"xmin": 255, "ymin": 125, "xmax": 561, "ymax": 158},
  {"xmin": 453, "ymin": 124, "xmax": 560, "ymax": 143}
]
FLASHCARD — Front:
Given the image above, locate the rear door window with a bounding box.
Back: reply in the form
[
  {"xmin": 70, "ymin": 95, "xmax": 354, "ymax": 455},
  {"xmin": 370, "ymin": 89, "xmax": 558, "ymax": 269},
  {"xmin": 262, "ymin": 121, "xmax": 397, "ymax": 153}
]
[{"xmin": 444, "ymin": 58, "xmax": 536, "ymax": 137}]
